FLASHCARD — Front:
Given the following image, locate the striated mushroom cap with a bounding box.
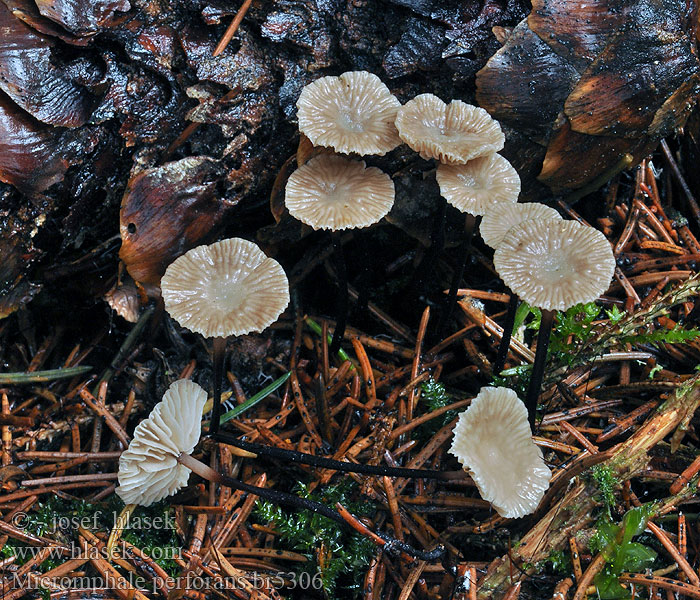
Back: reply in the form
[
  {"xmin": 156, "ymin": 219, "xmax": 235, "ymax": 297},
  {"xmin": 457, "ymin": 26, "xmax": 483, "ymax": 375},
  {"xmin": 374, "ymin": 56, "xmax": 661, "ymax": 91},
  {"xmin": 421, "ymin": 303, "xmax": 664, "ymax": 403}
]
[
  {"xmin": 296, "ymin": 71, "xmax": 401, "ymax": 156},
  {"xmin": 480, "ymin": 202, "xmax": 561, "ymax": 249},
  {"xmin": 436, "ymin": 154, "xmax": 520, "ymax": 216},
  {"xmin": 395, "ymin": 94, "xmax": 504, "ymax": 164},
  {"xmin": 494, "ymin": 219, "xmax": 615, "ymax": 311},
  {"xmin": 117, "ymin": 379, "xmax": 206, "ymax": 506},
  {"xmin": 104, "ymin": 283, "xmax": 140, "ymax": 323},
  {"xmin": 449, "ymin": 387, "xmax": 551, "ymax": 518},
  {"xmin": 161, "ymin": 238, "xmax": 290, "ymax": 339},
  {"xmin": 285, "ymin": 154, "xmax": 395, "ymax": 231}
]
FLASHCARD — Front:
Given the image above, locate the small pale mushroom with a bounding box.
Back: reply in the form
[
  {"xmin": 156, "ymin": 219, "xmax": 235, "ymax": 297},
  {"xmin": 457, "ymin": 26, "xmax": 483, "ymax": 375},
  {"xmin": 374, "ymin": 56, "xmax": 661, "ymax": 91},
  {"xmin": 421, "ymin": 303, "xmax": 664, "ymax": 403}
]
[
  {"xmin": 494, "ymin": 218, "xmax": 615, "ymax": 425},
  {"xmin": 494, "ymin": 218, "xmax": 615, "ymax": 312},
  {"xmin": 104, "ymin": 282, "xmax": 140, "ymax": 323},
  {"xmin": 285, "ymin": 154, "xmax": 395, "ymax": 231},
  {"xmin": 285, "ymin": 153, "xmax": 394, "ymax": 352},
  {"xmin": 296, "ymin": 71, "xmax": 401, "ymax": 156},
  {"xmin": 161, "ymin": 238, "xmax": 290, "ymax": 434},
  {"xmin": 117, "ymin": 379, "xmax": 207, "ymax": 506},
  {"xmin": 449, "ymin": 386, "xmax": 551, "ymax": 518},
  {"xmin": 480, "ymin": 202, "xmax": 562, "ymax": 250},
  {"xmin": 116, "ymin": 379, "xmax": 444, "ymax": 561},
  {"xmin": 436, "ymin": 154, "xmax": 521, "ymax": 216},
  {"xmin": 395, "ymin": 94, "xmax": 505, "ymax": 164}
]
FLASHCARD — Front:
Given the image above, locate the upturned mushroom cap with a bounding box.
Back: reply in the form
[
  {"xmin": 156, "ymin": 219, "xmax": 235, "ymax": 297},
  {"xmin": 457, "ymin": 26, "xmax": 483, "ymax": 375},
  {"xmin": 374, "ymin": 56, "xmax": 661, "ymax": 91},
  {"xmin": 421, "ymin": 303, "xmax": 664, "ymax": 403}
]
[
  {"xmin": 296, "ymin": 71, "xmax": 401, "ymax": 156},
  {"xmin": 104, "ymin": 283, "xmax": 140, "ymax": 323},
  {"xmin": 117, "ymin": 379, "xmax": 207, "ymax": 506},
  {"xmin": 395, "ymin": 94, "xmax": 505, "ymax": 164},
  {"xmin": 449, "ymin": 387, "xmax": 551, "ymax": 518},
  {"xmin": 493, "ymin": 219, "xmax": 615, "ymax": 311},
  {"xmin": 480, "ymin": 202, "xmax": 562, "ymax": 249},
  {"xmin": 285, "ymin": 154, "xmax": 395, "ymax": 231},
  {"xmin": 436, "ymin": 154, "xmax": 520, "ymax": 216},
  {"xmin": 161, "ymin": 238, "xmax": 290, "ymax": 338}
]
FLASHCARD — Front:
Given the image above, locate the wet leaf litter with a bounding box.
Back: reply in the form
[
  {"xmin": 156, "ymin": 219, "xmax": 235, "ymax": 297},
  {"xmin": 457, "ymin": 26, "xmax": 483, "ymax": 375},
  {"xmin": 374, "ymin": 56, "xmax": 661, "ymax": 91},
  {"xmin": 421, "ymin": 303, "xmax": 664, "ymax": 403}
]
[{"xmin": 1, "ymin": 0, "xmax": 700, "ymax": 599}]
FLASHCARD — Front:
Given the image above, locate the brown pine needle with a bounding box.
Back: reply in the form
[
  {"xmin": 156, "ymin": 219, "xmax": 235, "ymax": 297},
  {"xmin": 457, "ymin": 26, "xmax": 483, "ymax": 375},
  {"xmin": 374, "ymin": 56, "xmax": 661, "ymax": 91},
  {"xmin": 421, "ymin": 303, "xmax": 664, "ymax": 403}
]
[{"xmin": 212, "ymin": 0, "xmax": 255, "ymax": 57}]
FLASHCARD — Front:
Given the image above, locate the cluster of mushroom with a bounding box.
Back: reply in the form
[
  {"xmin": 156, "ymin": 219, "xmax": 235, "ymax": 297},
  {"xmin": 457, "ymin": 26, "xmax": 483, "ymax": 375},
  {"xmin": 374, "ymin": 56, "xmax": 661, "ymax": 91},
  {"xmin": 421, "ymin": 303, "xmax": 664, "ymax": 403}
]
[
  {"xmin": 397, "ymin": 94, "xmax": 520, "ymax": 218},
  {"xmin": 286, "ymin": 71, "xmax": 399, "ymax": 232},
  {"xmin": 446, "ymin": 205, "xmax": 615, "ymax": 516},
  {"xmin": 288, "ymin": 71, "xmax": 522, "ymax": 229},
  {"xmin": 482, "ymin": 202, "xmax": 616, "ymax": 426}
]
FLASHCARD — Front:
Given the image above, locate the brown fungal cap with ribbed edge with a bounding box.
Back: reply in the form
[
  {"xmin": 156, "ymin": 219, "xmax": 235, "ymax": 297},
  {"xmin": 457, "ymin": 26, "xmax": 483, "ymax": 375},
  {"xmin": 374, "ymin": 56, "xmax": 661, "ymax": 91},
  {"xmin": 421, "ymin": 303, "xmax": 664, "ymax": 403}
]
[
  {"xmin": 494, "ymin": 219, "xmax": 615, "ymax": 311},
  {"xmin": 104, "ymin": 283, "xmax": 140, "ymax": 323},
  {"xmin": 449, "ymin": 386, "xmax": 551, "ymax": 519},
  {"xmin": 436, "ymin": 154, "xmax": 520, "ymax": 216},
  {"xmin": 296, "ymin": 71, "xmax": 401, "ymax": 156},
  {"xmin": 480, "ymin": 202, "xmax": 562, "ymax": 249},
  {"xmin": 117, "ymin": 379, "xmax": 207, "ymax": 506},
  {"xmin": 285, "ymin": 154, "xmax": 395, "ymax": 231},
  {"xmin": 161, "ymin": 238, "xmax": 290, "ymax": 339},
  {"xmin": 395, "ymin": 94, "xmax": 505, "ymax": 164}
]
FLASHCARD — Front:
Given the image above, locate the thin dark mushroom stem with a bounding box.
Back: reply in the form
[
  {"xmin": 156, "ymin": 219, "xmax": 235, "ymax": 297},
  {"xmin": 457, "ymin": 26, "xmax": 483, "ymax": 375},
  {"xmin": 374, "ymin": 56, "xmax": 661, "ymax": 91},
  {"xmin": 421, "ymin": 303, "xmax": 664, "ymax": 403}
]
[
  {"xmin": 209, "ymin": 336, "xmax": 227, "ymax": 436},
  {"xmin": 525, "ymin": 308, "xmax": 555, "ymax": 429},
  {"xmin": 494, "ymin": 293, "xmax": 519, "ymax": 375},
  {"xmin": 177, "ymin": 452, "xmax": 445, "ymax": 561},
  {"xmin": 211, "ymin": 431, "xmax": 468, "ymax": 480},
  {"xmin": 329, "ymin": 233, "xmax": 348, "ymax": 355},
  {"xmin": 409, "ymin": 195, "xmax": 448, "ymax": 300},
  {"xmin": 436, "ymin": 214, "xmax": 479, "ymax": 339}
]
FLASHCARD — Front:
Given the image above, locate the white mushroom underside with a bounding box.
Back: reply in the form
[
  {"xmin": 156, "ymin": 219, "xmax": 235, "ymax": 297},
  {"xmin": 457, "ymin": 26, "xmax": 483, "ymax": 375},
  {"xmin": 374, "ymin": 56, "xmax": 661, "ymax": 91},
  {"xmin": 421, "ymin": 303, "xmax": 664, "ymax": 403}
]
[
  {"xmin": 449, "ymin": 387, "xmax": 551, "ymax": 518},
  {"xmin": 494, "ymin": 219, "xmax": 616, "ymax": 311},
  {"xmin": 480, "ymin": 202, "xmax": 562, "ymax": 249},
  {"xmin": 436, "ymin": 154, "xmax": 520, "ymax": 216},
  {"xmin": 395, "ymin": 94, "xmax": 504, "ymax": 164},
  {"xmin": 117, "ymin": 379, "xmax": 207, "ymax": 506},
  {"xmin": 161, "ymin": 238, "xmax": 290, "ymax": 339},
  {"xmin": 285, "ymin": 154, "xmax": 395, "ymax": 230},
  {"xmin": 297, "ymin": 71, "xmax": 401, "ymax": 155}
]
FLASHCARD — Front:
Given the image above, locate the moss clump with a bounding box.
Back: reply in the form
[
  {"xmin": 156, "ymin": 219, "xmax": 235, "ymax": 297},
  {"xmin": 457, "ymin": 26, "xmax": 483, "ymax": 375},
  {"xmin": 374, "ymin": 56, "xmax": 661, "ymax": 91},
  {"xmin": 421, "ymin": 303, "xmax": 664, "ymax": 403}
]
[{"xmin": 254, "ymin": 480, "xmax": 377, "ymax": 598}]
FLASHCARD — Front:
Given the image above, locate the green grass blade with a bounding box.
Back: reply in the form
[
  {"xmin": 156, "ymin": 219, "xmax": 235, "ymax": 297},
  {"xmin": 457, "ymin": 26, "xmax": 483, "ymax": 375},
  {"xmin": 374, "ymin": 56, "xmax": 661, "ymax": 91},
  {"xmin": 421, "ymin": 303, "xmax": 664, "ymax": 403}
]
[{"xmin": 219, "ymin": 371, "xmax": 291, "ymax": 425}]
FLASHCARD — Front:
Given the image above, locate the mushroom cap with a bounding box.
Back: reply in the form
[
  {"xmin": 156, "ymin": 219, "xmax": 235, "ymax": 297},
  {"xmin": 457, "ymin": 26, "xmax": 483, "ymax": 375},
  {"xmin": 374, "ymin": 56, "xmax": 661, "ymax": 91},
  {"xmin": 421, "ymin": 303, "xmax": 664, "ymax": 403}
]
[
  {"xmin": 104, "ymin": 283, "xmax": 140, "ymax": 323},
  {"xmin": 296, "ymin": 71, "xmax": 401, "ymax": 156},
  {"xmin": 117, "ymin": 379, "xmax": 207, "ymax": 506},
  {"xmin": 285, "ymin": 154, "xmax": 395, "ymax": 231},
  {"xmin": 161, "ymin": 238, "xmax": 290, "ymax": 338},
  {"xmin": 480, "ymin": 202, "xmax": 562, "ymax": 249},
  {"xmin": 395, "ymin": 94, "xmax": 505, "ymax": 164},
  {"xmin": 449, "ymin": 387, "xmax": 551, "ymax": 519},
  {"xmin": 493, "ymin": 219, "xmax": 615, "ymax": 311},
  {"xmin": 436, "ymin": 154, "xmax": 520, "ymax": 216}
]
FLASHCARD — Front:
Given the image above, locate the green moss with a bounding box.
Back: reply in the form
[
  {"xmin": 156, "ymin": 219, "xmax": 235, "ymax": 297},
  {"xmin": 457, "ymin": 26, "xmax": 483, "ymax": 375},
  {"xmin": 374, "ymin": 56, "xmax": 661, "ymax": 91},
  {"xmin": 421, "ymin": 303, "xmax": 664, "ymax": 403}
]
[
  {"xmin": 590, "ymin": 465, "xmax": 618, "ymax": 516},
  {"xmin": 254, "ymin": 480, "xmax": 377, "ymax": 598},
  {"xmin": 1, "ymin": 495, "xmax": 182, "ymax": 579}
]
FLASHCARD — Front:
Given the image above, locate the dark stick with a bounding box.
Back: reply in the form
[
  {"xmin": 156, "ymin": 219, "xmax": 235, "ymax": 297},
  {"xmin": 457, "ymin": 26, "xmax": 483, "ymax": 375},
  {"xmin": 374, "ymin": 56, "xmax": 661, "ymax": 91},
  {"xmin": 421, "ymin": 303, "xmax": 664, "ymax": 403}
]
[
  {"xmin": 435, "ymin": 214, "xmax": 478, "ymax": 339},
  {"xmin": 354, "ymin": 234, "xmax": 373, "ymax": 316},
  {"xmin": 178, "ymin": 453, "xmax": 445, "ymax": 561},
  {"xmin": 525, "ymin": 309, "xmax": 555, "ymax": 429},
  {"xmin": 494, "ymin": 293, "xmax": 519, "ymax": 375},
  {"xmin": 209, "ymin": 336, "xmax": 227, "ymax": 436},
  {"xmin": 211, "ymin": 431, "xmax": 467, "ymax": 481},
  {"xmin": 660, "ymin": 139, "xmax": 700, "ymax": 227},
  {"xmin": 329, "ymin": 234, "xmax": 348, "ymax": 355}
]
